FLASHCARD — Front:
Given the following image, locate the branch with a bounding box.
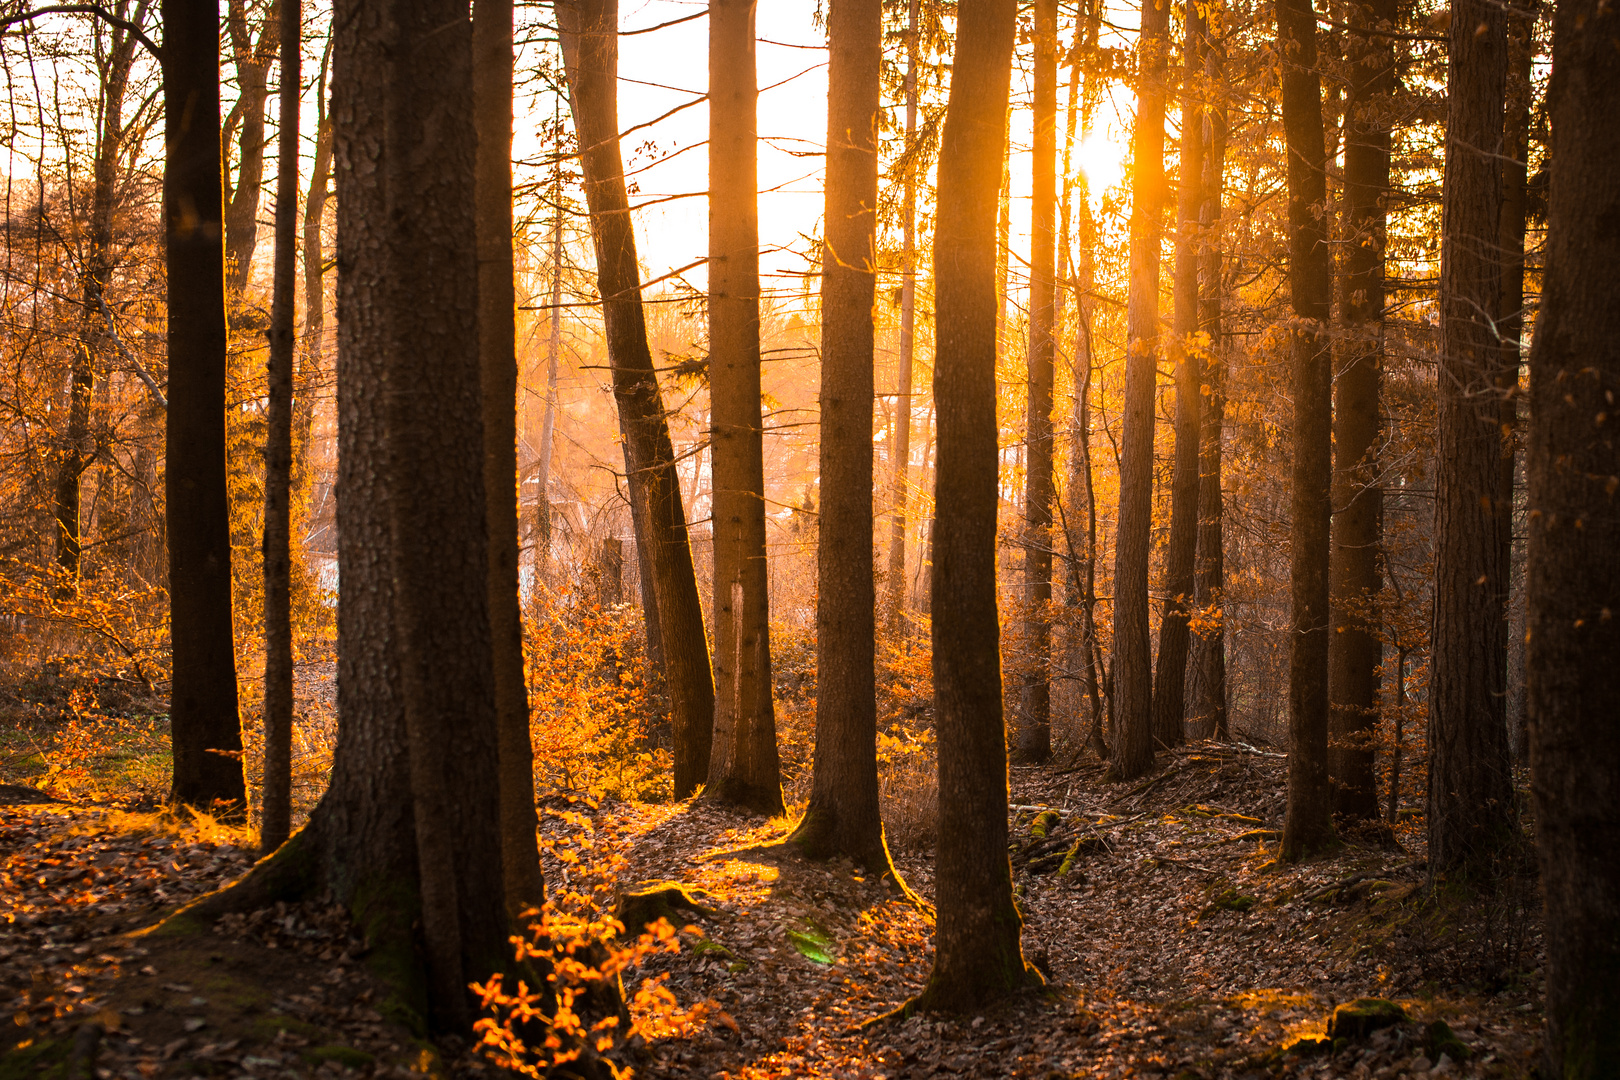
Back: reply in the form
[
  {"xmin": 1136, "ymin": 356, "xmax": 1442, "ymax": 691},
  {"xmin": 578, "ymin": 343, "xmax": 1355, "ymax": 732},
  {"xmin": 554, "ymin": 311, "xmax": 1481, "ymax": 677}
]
[
  {"xmin": 96, "ymin": 294, "xmax": 167, "ymax": 409},
  {"xmin": 0, "ymin": 4, "xmax": 161, "ymax": 59}
]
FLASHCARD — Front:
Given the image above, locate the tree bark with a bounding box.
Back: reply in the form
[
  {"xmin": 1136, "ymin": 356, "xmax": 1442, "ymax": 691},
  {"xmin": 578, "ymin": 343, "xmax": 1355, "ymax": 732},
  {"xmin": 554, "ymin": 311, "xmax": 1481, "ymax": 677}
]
[
  {"xmin": 556, "ymin": 0, "xmax": 716, "ymax": 799},
  {"xmin": 475, "ymin": 0, "xmax": 542, "ymax": 918},
  {"xmin": 164, "ymin": 0, "xmax": 247, "ymax": 815},
  {"xmin": 223, "ymin": 0, "xmax": 279, "ymax": 296},
  {"xmin": 295, "ymin": 38, "xmax": 331, "ymax": 488},
  {"xmin": 1326, "ymin": 0, "xmax": 1395, "ymax": 821},
  {"xmin": 1428, "ymin": 0, "xmax": 1513, "ymax": 878},
  {"xmin": 260, "ymin": 0, "xmax": 299, "ymax": 854},
  {"xmin": 1526, "ymin": 3, "xmax": 1620, "ymax": 1069},
  {"xmin": 534, "ymin": 115, "xmax": 565, "ymax": 574},
  {"xmin": 907, "ymin": 0, "xmax": 1041, "ymax": 1015},
  {"xmin": 704, "ymin": 0, "xmax": 783, "ymax": 815},
  {"xmin": 1277, "ymin": 0, "xmax": 1336, "ymax": 860},
  {"xmin": 1012, "ymin": 0, "xmax": 1057, "ymax": 766},
  {"xmin": 790, "ymin": 0, "xmax": 892, "ymax": 873},
  {"xmin": 883, "ymin": 0, "xmax": 920, "ymax": 639},
  {"xmin": 1151, "ymin": 0, "xmax": 1206, "ymax": 751},
  {"xmin": 1106, "ymin": 0, "xmax": 1170, "ymax": 782}
]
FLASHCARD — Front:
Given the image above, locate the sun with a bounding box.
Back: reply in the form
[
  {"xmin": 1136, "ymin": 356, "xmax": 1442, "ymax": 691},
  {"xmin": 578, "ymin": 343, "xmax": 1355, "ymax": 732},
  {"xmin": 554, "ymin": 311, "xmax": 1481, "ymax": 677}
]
[{"xmin": 1071, "ymin": 129, "xmax": 1127, "ymax": 194}]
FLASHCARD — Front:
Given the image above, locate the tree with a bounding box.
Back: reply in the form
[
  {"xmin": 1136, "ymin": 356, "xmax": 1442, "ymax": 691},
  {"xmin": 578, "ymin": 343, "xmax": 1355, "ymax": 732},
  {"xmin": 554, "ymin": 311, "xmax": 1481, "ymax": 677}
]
[
  {"xmin": 223, "ymin": 0, "xmax": 279, "ymax": 295},
  {"xmin": 296, "ymin": 37, "xmax": 332, "ymax": 483},
  {"xmin": 1525, "ymin": 0, "xmax": 1620, "ymax": 1069},
  {"xmin": 164, "ymin": 0, "xmax": 246, "ymax": 814},
  {"xmin": 705, "ymin": 0, "xmax": 784, "ymax": 815},
  {"xmin": 1151, "ymin": 0, "xmax": 1207, "ymax": 751},
  {"xmin": 1277, "ymin": 0, "xmax": 1335, "ymax": 860},
  {"xmin": 1326, "ymin": 0, "xmax": 1396, "ymax": 821},
  {"xmin": 260, "ymin": 0, "xmax": 299, "ymax": 853},
  {"xmin": 1012, "ymin": 0, "xmax": 1057, "ymax": 765},
  {"xmin": 907, "ymin": 0, "xmax": 1042, "ymax": 1014},
  {"xmin": 556, "ymin": 0, "xmax": 716, "ymax": 798},
  {"xmin": 1107, "ymin": 0, "xmax": 1171, "ymax": 781},
  {"xmin": 476, "ymin": 0, "xmax": 542, "ymax": 914},
  {"xmin": 789, "ymin": 0, "xmax": 893, "ymax": 872},
  {"xmin": 1428, "ymin": 0, "xmax": 1513, "ymax": 877}
]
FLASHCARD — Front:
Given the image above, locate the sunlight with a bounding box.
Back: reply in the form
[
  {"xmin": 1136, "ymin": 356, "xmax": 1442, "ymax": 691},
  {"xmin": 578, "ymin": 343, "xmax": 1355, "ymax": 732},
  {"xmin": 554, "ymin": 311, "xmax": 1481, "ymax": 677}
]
[{"xmin": 1072, "ymin": 128, "xmax": 1127, "ymax": 194}]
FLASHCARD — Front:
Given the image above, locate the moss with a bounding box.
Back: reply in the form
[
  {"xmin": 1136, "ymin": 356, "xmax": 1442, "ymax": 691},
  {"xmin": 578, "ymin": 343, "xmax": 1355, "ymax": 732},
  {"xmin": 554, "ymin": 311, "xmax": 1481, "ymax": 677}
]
[
  {"xmin": 614, "ymin": 883, "xmax": 716, "ymax": 932},
  {"xmin": 1425, "ymin": 1020, "xmax": 1470, "ymax": 1062},
  {"xmin": 303, "ymin": 1045, "xmax": 377, "ymax": 1068},
  {"xmin": 1207, "ymin": 888, "xmax": 1257, "ymax": 913},
  {"xmin": 1325, "ymin": 998, "xmax": 1406, "ymax": 1039},
  {"xmin": 1029, "ymin": 810, "xmax": 1061, "ymax": 839},
  {"xmin": 0, "ymin": 1035, "xmax": 69, "ymax": 1080}
]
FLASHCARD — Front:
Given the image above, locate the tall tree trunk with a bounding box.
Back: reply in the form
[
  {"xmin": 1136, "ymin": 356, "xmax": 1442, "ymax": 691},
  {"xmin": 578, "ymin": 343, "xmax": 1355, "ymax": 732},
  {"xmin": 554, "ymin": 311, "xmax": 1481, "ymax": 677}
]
[
  {"xmin": 295, "ymin": 38, "xmax": 331, "ymax": 488},
  {"xmin": 1190, "ymin": 29, "xmax": 1228, "ymax": 742},
  {"xmin": 1106, "ymin": 0, "xmax": 1171, "ymax": 782},
  {"xmin": 705, "ymin": 0, "xmax": 783, "ymax": 815},
  {"xmin": 1428, "ymin": 0, "xmax": 1513, "ymax": 878},
  {"xmin": 164, "ymin": 0, "xmax": 247, "ymax": 815},
  {"xmin": 1150, "ymin": 0, "xmax": 1206, "ymax": 751},
  {"xmin": 1013, "ymin": 0, "xmax": 1057, "ymax": 765},
  {"xmin": 906, "ymin": 0, "xmax": 1041, "ymax": 1015},
  {"xmin": 791, "ymin": 0, "xmax": 894, "ymax": 874},
  {"xmin": 260, "ymin": 0, "xmax": 299, "ymax": 854},
  {"xmin": 475, "ymin": 0, "xmax": 542, "ymax": 918},
  {"xmin": 224, "ymin": 0, "xmax": 279, "ymax": 295},
  {"xmin": 534, "ymin": 117, "xmax": 565, "ymax": 575},
  {"xmin": 1277, "ymin": 0, "xmax": 1336, "ymax": 860},
  {"xmin": 1525, "ymin": 3, "xmax": 1620, "ymax": 1069},
  {"xmin": 556, "ymin": 0, "xmax": 716, "ymax": 799},
  {"xmin": 883, "ymin": 0, "xmax": 920, "ymax": 638},
  {"xmin": 1326, "ymin": 0, "xmax": 1395, "ymax": 820},
  {"xmin": 54, "ymin": 3, "xmax": 145, "ymax": 583}
]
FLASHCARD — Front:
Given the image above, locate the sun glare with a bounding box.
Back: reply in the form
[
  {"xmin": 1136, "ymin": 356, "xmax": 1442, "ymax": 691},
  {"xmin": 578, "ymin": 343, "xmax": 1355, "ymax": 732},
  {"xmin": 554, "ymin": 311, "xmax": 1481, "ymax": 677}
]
[{"xmin": 1073, "ymin": 129, "xmax": 1128, "ymax": 194}]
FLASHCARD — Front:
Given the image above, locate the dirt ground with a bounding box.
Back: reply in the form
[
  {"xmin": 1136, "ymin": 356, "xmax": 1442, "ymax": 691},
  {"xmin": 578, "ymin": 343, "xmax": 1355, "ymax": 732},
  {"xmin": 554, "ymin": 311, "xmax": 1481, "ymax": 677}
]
[{"xmin": 1, "ymin": 743, "xmax": 1548, "ymax": 1079}]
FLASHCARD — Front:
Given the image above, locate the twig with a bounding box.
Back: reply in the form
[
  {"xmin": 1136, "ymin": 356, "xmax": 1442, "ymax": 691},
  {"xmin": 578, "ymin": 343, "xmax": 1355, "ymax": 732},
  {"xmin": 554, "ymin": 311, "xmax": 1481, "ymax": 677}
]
[{"xmin": 97, "ymin": 295, "xmax": 166, "ymax": 409}]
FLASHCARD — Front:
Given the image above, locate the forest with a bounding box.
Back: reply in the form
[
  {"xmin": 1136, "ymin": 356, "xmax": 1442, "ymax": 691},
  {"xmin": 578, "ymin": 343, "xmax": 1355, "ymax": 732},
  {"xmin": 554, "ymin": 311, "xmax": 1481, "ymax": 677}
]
[{"xmin": 0, "ymin": 0, "xmax": 1615, "ymax": 1075}]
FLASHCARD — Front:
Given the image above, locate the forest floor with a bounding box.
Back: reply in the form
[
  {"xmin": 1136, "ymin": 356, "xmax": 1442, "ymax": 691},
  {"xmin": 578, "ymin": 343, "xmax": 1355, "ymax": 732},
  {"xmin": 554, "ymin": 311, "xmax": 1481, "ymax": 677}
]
[{"xmin": 0, "ymin": 735, "xmax": 1549, "ymax": 1080}]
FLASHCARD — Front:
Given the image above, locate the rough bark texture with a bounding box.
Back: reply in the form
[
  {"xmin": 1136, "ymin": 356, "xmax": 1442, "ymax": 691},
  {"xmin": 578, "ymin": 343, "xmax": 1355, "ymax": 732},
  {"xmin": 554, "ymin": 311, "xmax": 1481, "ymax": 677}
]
[
  {"xmin": 1526, "ymin": 4, "xmax": 1620, "ymax": 1071},
  {"xmin": 1326, "ymin": 0, "xmax": 1395, "ymax": 820},
  {"xmin": 1013, "ymin": 0, "xmax": 1057, "ymax": 766},
  {"xmin": 476, "ymin": 0, "xmax": 543, "ymax": 918},
  {"xmin": 557, "ymin": 0, "xmax": 716, "ymax": 799},
  {"xmin": 1277, "ymin": 0, "xmax": 1335, "ymax": 860},
  {"xmin": 1106, "ymin": 0, "xmax": 1170, "ymax": 781},
  {"xmin": 883, "ymin": 0, "xmax": 919, "ymax": 638},
  {"xmin": 704, "ymin": 0, "xmax": 783, "ymax": 815},
  {"xmin": 910, "ymin": 0, "xmax": 1041, "ymax": 1015},
  {"xmin": 164, "ymin": 0, "xmax": 246, "ymax": 814},
  {"xmin": 1151, "ymin": 0, "xmax": 1206, "ymax": 752},
  {"xmin": 260, "ymin": 0, "xmax": 299, "ymax": 854},
  {"xmin": 1190, "ymin": 33, "xmax": 1228, "ymax": 742},
  {"xmin": 223, "ymin": 0, "xmax": 278, "ymax": 296},
  {"xmin": 790, "ymin": 0, "xmax": 891, "ymax": 872},
  {"xmin": 1428, "ymin": 0, "xmax": 1513, "ymax": 877}
]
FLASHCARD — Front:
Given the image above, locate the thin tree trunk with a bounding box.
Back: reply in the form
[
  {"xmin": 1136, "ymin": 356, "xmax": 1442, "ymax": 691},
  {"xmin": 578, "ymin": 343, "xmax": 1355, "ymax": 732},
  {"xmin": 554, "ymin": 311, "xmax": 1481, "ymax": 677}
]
[
  {"xmin": 1014, "ymin": 0, "xmax": 1057, "ymax": 765},
  {"xmin": 295, "ymin": 38, "xmax": 331, "ymax": 489},
  {"xmin": 534, "ymin": 116, "xmax": 565, "ymax": 575},
  {"xmin": 1106, "ymin": 0, "xmax": 1171, "ymax": 782},
  {"xmin": 475, "ymin": 0, "xmax": 542, "ymax": 917},
  {"xmin": 1190, "ymin": 31, "xmax": 1228, "ymax": 742},
  {"xmin": 791, "ymin": 0, "xmax": 893, "ymax": 874},
  {"xmin": 1525, "ymin": 5, "xmax": 1620, "ymax": 1065},
  {"xmin": 164, "ymin": 0, "xmax": 246, "ymax": 814},
  {"xmin": 906, "ymin": 0, "xmax": 1041, "ymax": 1015},
  {"xmin": 224, "ymin": 0, "xmax": 279, "ymax": 296},
  {"xmin": 260, "ymin": 0, "xmax": 299, "ymax": 854},
  {"xmin": 883, "ymin": 0, "xmax": 919, "ymax": 639},
  {"xmin": 1428, "ymin": 0, "xmax": 1513, "ymax": 878},
  {"xmin": 1386, "ymin": 646, "xmax": 1405, "ymax": 824},
  {"xmin": 1151, "ymin": 0, "xmax": 1206, "ymax": 751},
  {"xmin": 1326, "ymin": 0, "xmax": 1395, "ymax": 820},
  {"xmin": 1278, "ymin": 0, "xmax": 1336, "ymax": 860},
  {"xmin": 556, "ymin": 0, "xmax": 716, "ymax": 798},
  {"xmin": 704, "ymin": 0, "xmax": 783, "ymax": 815}
]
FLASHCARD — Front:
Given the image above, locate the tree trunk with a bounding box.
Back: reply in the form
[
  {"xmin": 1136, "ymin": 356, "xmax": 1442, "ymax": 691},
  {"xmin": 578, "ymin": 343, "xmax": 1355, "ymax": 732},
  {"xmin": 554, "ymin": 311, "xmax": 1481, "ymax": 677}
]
[
  {"xmin": 223, "ymin": 0, "xmax": 279, "ymax": 296},
  {"xmin": 790, "ymin": 0, "xmax": 891, "ymax": 873},
  {"xmin": 54, "ymin": 4, "xmax": 144, "ymax": 583},
  {"xmin": 1151, "ymin": 0, "xmax": 1206, "ymax": 751},
  {"xmin": 1277, "ymin": 0, "xmax": 1336, "ymax": 860},
  {"xmin": 534, "ymin": 117, "xmax": 566, "ymax": 575},
  {"xmin": 1525, "ymin": 5, "xmax": 1620, "ymax": 1068},
  {"xmin": 906, "ymin": 0, "xmax": 1041, "ymax": 1015},
  {"xmin": 1326, "ymin": 0, "xmax": 1395, "ymax": 821},
  {"xmin": 1428, "ymin": 0, "xmax": 1513, "ymax": 878},
  {"xmin": 1105, "ymin": 0, "xmax": 1170, "ymax": 782},
  {"xmin": 475, "ymin": 0, "xmax": 543, "ymax": 918},
  {"xmin": 295, "ymin": 37, "xmax": 331, "ymax": 488},
  {"xmin": 883, "ymin": 0, "xmax": 920, "ymax": 639},
  {"xmin": 260, "ymin": 0, "xmax": 299, "ymax": 854},
  {"xmin": 1190, "ymin": 32, "xmax": 1228, "ymax": 742},
  {"xmin": 164, "ymin": 0, "xmax": 247, "ymax": 815},
  {"xmin": 556, "ymin": 0, "xmax": 717, "ymax": 799},
  {"xmin": 704, "ymin": 0, "xmax": 783, "ymax": 815},
  {"xmin": 1012, "ymin": 0, "xmax": 1057, "ymax": 765}
]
